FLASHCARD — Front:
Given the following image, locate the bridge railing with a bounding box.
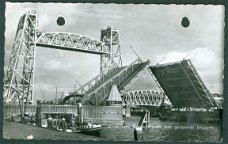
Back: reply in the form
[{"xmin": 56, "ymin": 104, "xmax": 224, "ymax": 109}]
[
  {"xmin": 40, "ymin": 105, "xmax": 78, "ymax": 114},
  {"xmin": 3, "ymin": 105, "xmax": 21, "ymax": 119},
  {"xmin": 3, "ymin": 104, "xmax": 37, "ymax": 120},
  {"xmin": 186, "ymin": 60, "xmax": 221, "ymax": 108},
  {"xmin": 81, "ymin": 106, "xmax": 123, "ymax": 121},
  {"xmin": 81, "ymin": 59, "xmax": 150, "ymax": 105},
  {"xmin": 3, "ymin": 104, "xmax": 79, "ymax": 120},
  {"xmin": 71, "ymin": 65, "xmax": 119, "ymax": 95}
]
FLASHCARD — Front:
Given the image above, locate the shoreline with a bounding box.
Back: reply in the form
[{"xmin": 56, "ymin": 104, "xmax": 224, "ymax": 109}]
[{"xmin": 3, "ymin": 121, "xmax": 104, "ymax": 140}]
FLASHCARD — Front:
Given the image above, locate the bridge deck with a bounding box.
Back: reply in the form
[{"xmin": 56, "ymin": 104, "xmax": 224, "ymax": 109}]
[
  {"xmin": 81, "ymin": 59, "xmax": 150, "ymax": 105},
  {"xmin": 149, "ymin": 60, "xmax": 218, "ymax": 108}
]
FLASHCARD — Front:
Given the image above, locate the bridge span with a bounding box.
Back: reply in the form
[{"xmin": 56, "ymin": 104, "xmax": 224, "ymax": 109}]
[
  {"xmin": 36, "ymin": 32, "xmax": 109, "ymax": 55},
  {"xmin": 121, "ymin": 90, "xmax": 164, "ymax": 106},
  {"xmin": 149, "ymin": 59, "xmax": 222, "ymax": 109}
]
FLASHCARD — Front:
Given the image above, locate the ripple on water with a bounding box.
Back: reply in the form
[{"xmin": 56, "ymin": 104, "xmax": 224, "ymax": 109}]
[{"xmin": 100, "ymin": 116, "xmax": 222, "ymax": 142}]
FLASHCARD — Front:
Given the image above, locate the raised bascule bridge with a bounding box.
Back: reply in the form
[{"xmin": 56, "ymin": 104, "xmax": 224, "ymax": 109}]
[
  {"xmin": 3, "ymin": 11, "xmax": 222, "ymax": 124},
  {"xmin": 149, "ymin": 60, "xmax": 222, "ymax": 122}
]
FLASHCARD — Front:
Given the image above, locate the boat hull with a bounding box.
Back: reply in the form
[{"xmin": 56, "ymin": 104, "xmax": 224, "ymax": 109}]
[{"xmin": 77, "ymin": 127, "xmax": 101, "ymax": 136}]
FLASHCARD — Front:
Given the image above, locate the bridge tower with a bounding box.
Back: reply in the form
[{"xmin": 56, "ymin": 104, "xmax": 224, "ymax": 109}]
[
  {"xmin": 100, "ymin": 26, "xmax": 122, "ymax": 73},
  {"xmin": 4, "ymin": 11, "xmax": 38, "ymax": 103},
  {"xmin": 4, "ymin": 11, "xmax": 123, "ymax": 104}
]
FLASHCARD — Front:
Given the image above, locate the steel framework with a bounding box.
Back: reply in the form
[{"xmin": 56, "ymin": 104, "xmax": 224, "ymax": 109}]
[
  {"xmin": 100, "ymin": 26, "xmax": 122, "ymax": 72},
  {"xmin": 63, "ymin": 59, "xmax": 150, "ymax": 105},
  {"xmin": 4, "ymin": 11, "xmax": 122, "ymax": 103},
  {"xmin": 4, "ymin": 11, "xmax": 37, "ymax": 103},
  {"xmin": 122, "ymin": 90, "xmax": 164, "ymax": 106},
  {"xmin": 36, "ymin": 32, "xmax": 109, "ymax": 55},
  {"xmin": 149, "ymin": 59, "xmax": 221, "ymax": 108},
  {"xmin": 82, "ymin": 59, "xmax": 150, "ymax": 105}
]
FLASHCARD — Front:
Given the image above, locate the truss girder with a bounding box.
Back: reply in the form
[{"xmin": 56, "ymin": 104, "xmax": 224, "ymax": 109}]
[
  {"xmin": 74, "ymin": 66, "xmax": 123, "ymax": 95},
  {"xmin": 36, "ymin": 32, "xmax": 109, "ymax": 55},
  {"xmin": 186, "ymin": 60, "xmax": 222, "ymax": 109},
  {"xmin": 4, "ymin": 11, "xmax": 37, "ymax": 103},
  {"xmin": 80, "ymin": 59, "xmax": 150, "ymax": 105},
  {"xmin": 122, "ymin": 90, "xmax": 164, "ymax": 106},
  {"xmin": 149, "ymin": 59, "xmax": 221, "ymax": 109}
]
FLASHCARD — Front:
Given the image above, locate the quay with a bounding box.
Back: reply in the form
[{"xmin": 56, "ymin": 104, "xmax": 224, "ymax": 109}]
[{"xmin": 3, "ymin": 121, "xmax": 104, "ymax": 140}]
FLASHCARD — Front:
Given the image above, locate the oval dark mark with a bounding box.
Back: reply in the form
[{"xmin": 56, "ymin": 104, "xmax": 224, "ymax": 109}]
[
  {"xmin": 181, "ymin": 17, "xmax": 190, "ymax": 28},
  {"xmin": 57, "ymin": 16, "xmax": 65, "ymax": 26}
]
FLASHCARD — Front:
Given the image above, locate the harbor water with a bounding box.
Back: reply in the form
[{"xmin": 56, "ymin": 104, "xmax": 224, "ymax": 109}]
[{"xmin": 100, "ymin": 116, "xmax": 222, "ymax": 142}]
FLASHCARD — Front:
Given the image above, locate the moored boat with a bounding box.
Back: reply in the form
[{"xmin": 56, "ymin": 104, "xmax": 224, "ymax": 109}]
[{"xmin": 75, "ymin": 122, "xmax": 101, "ymax": 136}]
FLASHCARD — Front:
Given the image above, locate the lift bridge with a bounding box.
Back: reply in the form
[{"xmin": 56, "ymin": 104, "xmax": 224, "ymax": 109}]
[
  {"xmin": 4, "ymin": 10, "xmax": 221, "ymax": 112},
  {"xmin": 3, "ymin": 10, "xmax": 151, "ymax": 107}
]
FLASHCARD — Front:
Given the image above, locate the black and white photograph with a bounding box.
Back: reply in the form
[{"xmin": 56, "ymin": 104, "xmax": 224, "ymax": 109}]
[{"xmin": 2, "ymin": 2, "xmax": 224, "ymax": 142}]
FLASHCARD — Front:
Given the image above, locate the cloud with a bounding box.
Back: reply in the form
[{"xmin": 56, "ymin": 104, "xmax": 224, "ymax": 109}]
[
  {"xmin": 190, "ymin": 47, "xmax": 223, "ymax": 69},
  {"xmin": 39, "ymin": 15, "xmax": 51, "ymax": 28},
  {"xmin": 41, "ymin": 59, "xmax": 73, "ymax": 71},
  {"xmin": 155, "ymin": 47, "xmax": 223, "ymax": 69},
  {"xmin": 155, "ymin": 51, "xmax": 187, "ymax": 64},
  {"xmin": 153, "ymin": 47, "xmax": 223, "ymax": 93}
]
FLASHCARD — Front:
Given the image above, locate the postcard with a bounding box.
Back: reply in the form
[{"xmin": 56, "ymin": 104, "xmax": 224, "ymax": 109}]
[{"xmin": 2, "ymin": 2, "xmax": 224, "ymax": 142}]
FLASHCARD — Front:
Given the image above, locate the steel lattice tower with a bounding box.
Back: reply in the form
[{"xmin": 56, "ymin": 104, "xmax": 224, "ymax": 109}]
[
  {"xmin": 100, "ymin": 26, "xmax": 122, "ymax": 73},
  {"xmin": 4, "ymin": 11, "xmax": 123, "ymax": 104},
  {"xmin": 4, "ymin": 11, "xmax": 37, "ymax": 103}
]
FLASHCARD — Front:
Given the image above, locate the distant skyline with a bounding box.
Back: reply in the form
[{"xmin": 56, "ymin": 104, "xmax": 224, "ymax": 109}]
[{"xmin": 4, "ymin": 3, "xmax": 224, "ymax": 101}]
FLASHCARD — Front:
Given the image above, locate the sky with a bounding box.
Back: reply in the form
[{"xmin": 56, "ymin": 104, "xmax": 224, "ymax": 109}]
[{"xmin": 4, "ymin": 3, "xmax": 224, "ymax": 101}]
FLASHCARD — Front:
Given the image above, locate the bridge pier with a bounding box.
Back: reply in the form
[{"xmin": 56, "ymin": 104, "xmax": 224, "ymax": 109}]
[
  {"xmin": 77, "ymin": 103, "xmax": 83, "ymax": 123},
  {"xmin": 124, "ymin": 106, "xmax": 131, "ymax": 117},
  {"xmin": 47, "ymin": 116, "xmax": 53, "ymax": 129},
  {"xmin": 134, "ymin": 127, "xmax": 143, "ymax": 141},
  {"xmin": 36, "ymin": 100, "xmax": 42, "ymax": 126}
]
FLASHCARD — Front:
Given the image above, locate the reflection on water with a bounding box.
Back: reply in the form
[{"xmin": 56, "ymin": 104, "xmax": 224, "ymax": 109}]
[{"xmin": 100, "ymin": 116, "xmax": 222, "ymax": 142}]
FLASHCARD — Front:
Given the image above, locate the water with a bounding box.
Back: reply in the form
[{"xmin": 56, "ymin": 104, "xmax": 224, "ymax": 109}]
[{"xmin": 100, "ymin": 116, "xmax": 222, "ymax": 142}]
